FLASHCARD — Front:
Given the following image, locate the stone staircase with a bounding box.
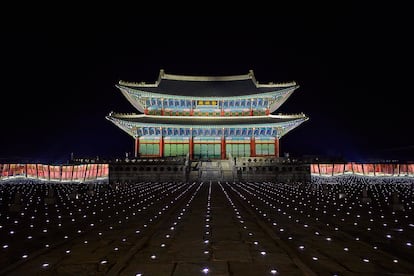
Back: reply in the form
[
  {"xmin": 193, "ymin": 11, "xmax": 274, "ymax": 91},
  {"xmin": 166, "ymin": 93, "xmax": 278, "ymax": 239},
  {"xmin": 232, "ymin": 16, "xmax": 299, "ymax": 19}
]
[{"xmin": 187, "ymin": 160, "xmax": 235, "ymax": 181}]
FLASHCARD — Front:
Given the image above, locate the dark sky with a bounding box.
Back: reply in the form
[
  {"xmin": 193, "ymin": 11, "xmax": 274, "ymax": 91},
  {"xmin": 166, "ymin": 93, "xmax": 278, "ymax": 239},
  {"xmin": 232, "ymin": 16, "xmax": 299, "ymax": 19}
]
[{"xmin": 1, "ymin": 8, "xmax": 413, "ymax": 163}]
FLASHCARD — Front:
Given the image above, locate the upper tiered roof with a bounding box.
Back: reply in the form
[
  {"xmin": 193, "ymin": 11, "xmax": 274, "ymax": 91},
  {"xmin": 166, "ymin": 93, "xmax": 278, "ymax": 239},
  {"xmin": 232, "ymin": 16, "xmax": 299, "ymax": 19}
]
[{"xmin": 118, "ymin": 69, "xmax": 298, "ymax": 97}]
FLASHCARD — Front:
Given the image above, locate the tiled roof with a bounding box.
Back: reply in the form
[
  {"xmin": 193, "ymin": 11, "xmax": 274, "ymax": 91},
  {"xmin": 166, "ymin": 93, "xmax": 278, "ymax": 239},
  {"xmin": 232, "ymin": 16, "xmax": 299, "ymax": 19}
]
[
  {"xmin": 118, "ymin": 69, "xmax": 297, "ymax": 97},
  {"xmin": 108, "ymin": 114, "xmax": 307, "ymax": 127}
]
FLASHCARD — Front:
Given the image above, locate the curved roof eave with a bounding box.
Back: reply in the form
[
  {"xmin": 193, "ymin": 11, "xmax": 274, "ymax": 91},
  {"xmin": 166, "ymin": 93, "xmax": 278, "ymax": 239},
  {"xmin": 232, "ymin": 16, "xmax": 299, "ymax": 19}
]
[
  {"xmin": 105, "ymin": 115, "xmax": 137, "ymax": 138},
  {"xmin": 269, "ymin": 89, "xmax": 297, "ymax": 113},
  {"xmin": 106, "ymin": 114, "xmax": 309, "ymax": 139},
  {"xmin": 106, "ymin": 113, "xmax": 308, "ymax": 129},
  {"xmin": 116, "ymin": 84, "xmax": 299, "ymax": 101},
  {"xmin": 118, "ymin": 86, "xmax": 145, "ymax": 113}
]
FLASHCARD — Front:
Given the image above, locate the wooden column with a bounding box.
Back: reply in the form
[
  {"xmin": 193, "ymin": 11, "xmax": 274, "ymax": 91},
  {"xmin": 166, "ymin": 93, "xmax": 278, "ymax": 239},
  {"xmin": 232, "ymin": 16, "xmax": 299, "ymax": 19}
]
[
  {"xmin": 250, "ymin": 136, "xmax": 256, "ymax": 157},
  {"xmin": 274, "ymin": 138, "xmax": 279, "ymax": 157},
  {"xmin": 159, "ymin": 135, "xmax": 164, "ymax": 157},
  {"xmin": 134, "ymin": 137, "xmax": 140, "ymax": 158},
  {"xmin": 189, "ymin": 135, "xmax": 193, "ymax": 160},
  {"xmin": 221, "ymin": 135, "xmax": 226, "ymax": 159}
]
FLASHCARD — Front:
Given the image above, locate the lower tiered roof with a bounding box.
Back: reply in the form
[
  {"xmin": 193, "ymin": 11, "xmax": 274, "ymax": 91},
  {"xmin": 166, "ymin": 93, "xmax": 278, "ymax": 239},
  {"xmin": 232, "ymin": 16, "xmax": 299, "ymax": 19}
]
[{"xmin": 106, "ymin": 113, "xmax": 308, "ymax": 138}]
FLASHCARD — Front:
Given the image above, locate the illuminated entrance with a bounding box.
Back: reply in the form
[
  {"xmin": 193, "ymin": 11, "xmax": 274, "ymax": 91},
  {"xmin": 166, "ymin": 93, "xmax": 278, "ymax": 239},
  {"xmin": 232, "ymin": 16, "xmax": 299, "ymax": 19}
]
[{"xmin": 194, "ymin": 137, "xmax": 221, "ymax": 159}]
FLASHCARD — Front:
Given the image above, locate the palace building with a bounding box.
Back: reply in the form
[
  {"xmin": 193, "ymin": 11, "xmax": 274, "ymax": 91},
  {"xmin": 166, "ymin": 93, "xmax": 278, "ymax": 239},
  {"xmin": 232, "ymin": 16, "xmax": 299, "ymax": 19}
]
[{"xmin": 106, "ymin": 69, "xmax": 308, "ymax": 160}]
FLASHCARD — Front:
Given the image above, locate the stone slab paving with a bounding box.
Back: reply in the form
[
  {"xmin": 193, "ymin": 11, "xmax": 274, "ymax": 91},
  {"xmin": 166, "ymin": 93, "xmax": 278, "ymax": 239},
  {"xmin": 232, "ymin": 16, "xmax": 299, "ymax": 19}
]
[{"xmin": 2, "ymin": 180, "xmax": 414, "ymax": 275}]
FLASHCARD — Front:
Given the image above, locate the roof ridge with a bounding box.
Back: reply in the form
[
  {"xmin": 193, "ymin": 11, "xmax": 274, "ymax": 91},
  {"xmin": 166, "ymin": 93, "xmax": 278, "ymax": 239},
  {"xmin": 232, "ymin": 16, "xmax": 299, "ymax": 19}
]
[
  {"xmin": 159, "ymin": 69, "xmax": 252, "ymax": 82},
  {"xmin": 119, "ymin": 69, "xmax": 296, "ymax": 88}
]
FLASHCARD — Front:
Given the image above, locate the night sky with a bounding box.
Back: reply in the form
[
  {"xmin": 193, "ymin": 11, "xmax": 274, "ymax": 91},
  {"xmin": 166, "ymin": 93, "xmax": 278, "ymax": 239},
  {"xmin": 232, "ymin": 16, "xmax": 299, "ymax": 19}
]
[{"xmin": 1, "ymin": 8, "xmax": 413, "ymax": 163}]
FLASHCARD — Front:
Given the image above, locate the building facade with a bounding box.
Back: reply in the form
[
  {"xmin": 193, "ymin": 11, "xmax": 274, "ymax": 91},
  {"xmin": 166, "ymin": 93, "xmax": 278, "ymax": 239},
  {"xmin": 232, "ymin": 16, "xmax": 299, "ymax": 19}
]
[{"xmin": 106, "ymin": 70, "xmax": 308, "ymax": 160}]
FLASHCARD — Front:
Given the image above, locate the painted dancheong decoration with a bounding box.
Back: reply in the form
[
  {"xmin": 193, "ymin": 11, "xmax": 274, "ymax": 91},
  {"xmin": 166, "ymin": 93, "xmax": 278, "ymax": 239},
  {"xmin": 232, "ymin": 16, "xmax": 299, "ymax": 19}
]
[{"xmin": 106, "ymin": 69, "xmax": 309, "ymax": 159}]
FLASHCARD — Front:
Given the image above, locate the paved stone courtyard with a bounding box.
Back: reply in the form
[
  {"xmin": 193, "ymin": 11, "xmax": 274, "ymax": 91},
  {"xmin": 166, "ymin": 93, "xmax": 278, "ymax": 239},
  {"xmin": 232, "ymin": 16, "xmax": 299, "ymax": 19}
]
[{"xmin": 1, "ymin": 176, "xmax": 414, "ymax": 275}]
